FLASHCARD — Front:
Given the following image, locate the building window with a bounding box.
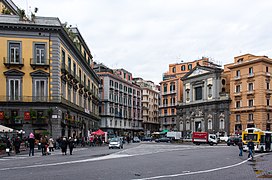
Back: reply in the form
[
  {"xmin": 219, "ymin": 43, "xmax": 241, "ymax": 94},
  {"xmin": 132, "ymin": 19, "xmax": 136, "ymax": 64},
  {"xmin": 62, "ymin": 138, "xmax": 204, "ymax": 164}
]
[
  {"xmin": 61, "ymin": 50, "xmax": 65, "ymax": 66},
  {"xmin": 34, "ymin": 44, "xmax": 46, "ymax": 64},
  {"xmin": 8, "ymin": 79, "xmax": 21, "ymax": 101},
  {"xmin": 267, "ymin": 99, "xmax": 270, "ymax": 106},
  {"xmin": 9, "ymin": 42, "xmax": 21, "ymax": 63},
  {"xmin": 179, "ymin": 122, "xmax": 183, "ymax": 131},
  {"xmin": 267, "ymin": 113, "xmax": 270, "ymax": 120},
  {"xmin": 188, "ymin": 64, "xmax": 192, "ymax": 70},
  {"xmin": 248, "ymin": 99, "xmax": 253, "ymax": 107},
  {"xmin": 208, "ymin": 86, "xmax": 212, "ymax": 97},
  {"xmin": 266, "ymin": 67, "xmax": 269, "ymax": 72},
  {"xmin": 61, "ymin": 81, "xmax": 66, "ymax": 98},
  {"xmin": 195, "ymin": 86, "xmax": 202, "ymax": 100},
  {"xmin": 68, "ymin": 86, "xmax": 71, "ymax": 102},
  {"xmin": 163, "ymin": 84, "xmax": 167, "ymax": 93},
  {"xmin": 164, "ymin": 109, "xmax": 167, "ymax": 115},
  {"xmin": 186, "ymin": 121, "xmax": 190, "ymax": 130},
  {"xmin": 236, "ymin": 114, "xmax": 240, "ymax": 122},
  {"xmin": 249, "ymin": 67, "xmax": 253, "ymax": 75},
  {"xmin": 236, "ymin": 70, "xmax": 240, "ymax": 77},
  {"xmin": 73, "ymin": 89, "xmax": 77, "ymax": 104},
  {"xmin": 34, "ymin": 80, "xmax": 46, "ymax": 101},
  {"xmin": 79, "ymin": 94, "xmax": 82, "ymax": 107},
  {"xmin": 267, "ymin": 83, "xmax": 270, "ymax": 90},
  {"xmin": 248, "ymin": 113, "xmax": 253, "ymax": 121},
  {"xmin": 181, "ymin": 65, "xmax": 185, "ymax": 71},
  {"xmin": 236, "ymin": 101, "xmax": 241, "ymax": 108},
  {"xmin": 219, "ymin": 119, "xmax": 224, "ymax": 129},
  {"xmin": 248, "ymin": 83, "xmax": 253, "ymax": 91},
  {"xmin": 172, "ymin": 67, "xmax": 176, "ymax": 73},
  {"xmin": 236, "ymin": 85, "xmax": 240, "ymax": 93},
  {"xmin": 171, "ymin": 109, "xmax": 175, "ymax": 115},
  {"xmin": 73, "ymin": 62, "xmax": 76, "ymax": 77},
  {"xmin": 208, "ymin": 120, "xmax": 212, "ymax": 130}
]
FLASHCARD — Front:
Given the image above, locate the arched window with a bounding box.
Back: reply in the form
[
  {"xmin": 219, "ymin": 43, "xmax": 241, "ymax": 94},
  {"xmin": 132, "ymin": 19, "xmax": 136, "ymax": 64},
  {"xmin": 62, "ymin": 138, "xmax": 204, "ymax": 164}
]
[
  {"xmin": 180, "ymin": 122, "xmax": 183, "ymax": 131},
  {"xmin": 186, "ymin": 121, "xmax": 190, "ymax": 130},
  {"xmin": 208, "ymin": 119, "xmax": 212, "ymax": 130},
  {"xmin": 220, "ymin": 119, "xmax": 224, "ymax": 129}
]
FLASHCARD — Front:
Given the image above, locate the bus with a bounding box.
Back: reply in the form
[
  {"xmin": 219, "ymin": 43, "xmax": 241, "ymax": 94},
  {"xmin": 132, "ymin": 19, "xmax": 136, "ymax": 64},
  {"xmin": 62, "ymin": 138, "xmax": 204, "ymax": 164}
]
[
  {"xmin": 242, "ymin": 128, "xmax": 272, "ymax": 152},
  {"xmin": 261, "ymin": 131, "xmax": 272, "ymax": 152}
]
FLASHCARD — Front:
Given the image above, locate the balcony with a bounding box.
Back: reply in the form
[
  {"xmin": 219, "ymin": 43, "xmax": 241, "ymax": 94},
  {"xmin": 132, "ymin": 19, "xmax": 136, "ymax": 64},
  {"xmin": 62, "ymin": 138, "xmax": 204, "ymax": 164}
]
[
  {"xmin": 32, "ymin": 117, "xmax": 48, "ymax": 126},
  {"xmin": 231, "ymin": 106, "xmax": 256, "ymax": 112},
  {"xmin": 266, "ymin": 72, "xmax": 271, "ymax": 77},
  {"xmin": 234, "ymin": 92, "xmax": 241, "ymax": 97},
  {"xmin": 248, "ymin": 73, "xmax": 254, "ymax": 78},
  {"xmin": 234, "ymin": 76, "xmax": 241, "ymax": 80},
  {"xmin": 247, "ymin": 90, "xmax": 255, "ymax": 95},
  {"xmin": 266, "ymin": 89, "xmax": 272, "ymax": 95},
  {"xmin": 61, "ymin": 64, "xmax": 69, "ymax": 74},
  {"xmin": 68, "ymin": 69, "xmax": 75, "ymax": 79},
  {"xmin": 3, "ymin": 57, "xmax": 24, "ymax": 69},
  {"xmin": 30, "ymin": 58, "xmax": 49, "ymax": 70}
]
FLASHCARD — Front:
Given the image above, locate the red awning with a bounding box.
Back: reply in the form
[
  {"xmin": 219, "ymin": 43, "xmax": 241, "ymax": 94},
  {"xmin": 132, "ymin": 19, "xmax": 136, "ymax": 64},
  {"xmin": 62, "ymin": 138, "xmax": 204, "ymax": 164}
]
[{"xmin": 91, "ymin": 129, "xmax": 105, "ymax": 136}]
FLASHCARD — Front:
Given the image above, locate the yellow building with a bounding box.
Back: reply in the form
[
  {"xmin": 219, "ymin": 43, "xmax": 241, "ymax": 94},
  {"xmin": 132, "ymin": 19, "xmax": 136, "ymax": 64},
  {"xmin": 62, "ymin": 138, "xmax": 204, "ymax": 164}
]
[
  {"xmin": 0, "ymin": 1, "xmax": 100, "ymax": 139},
  {"xmin": 159, "ymin": 57, "xmax": 212, "ymax": 131},
  {"xmin": 225, "ymin": 54, "xmax": 272, "ymax": 135}
]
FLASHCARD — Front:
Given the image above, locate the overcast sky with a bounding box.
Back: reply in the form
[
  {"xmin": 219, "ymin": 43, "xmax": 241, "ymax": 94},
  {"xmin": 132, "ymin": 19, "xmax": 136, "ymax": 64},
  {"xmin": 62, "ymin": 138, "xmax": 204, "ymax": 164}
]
[{"xmin": 14, "ymin": 0, "xmax": 272, "ymax": 84}]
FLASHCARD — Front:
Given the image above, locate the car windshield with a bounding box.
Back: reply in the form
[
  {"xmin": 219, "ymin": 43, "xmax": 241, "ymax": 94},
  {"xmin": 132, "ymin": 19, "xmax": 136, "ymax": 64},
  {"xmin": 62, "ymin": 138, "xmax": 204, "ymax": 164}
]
[{"xmin": 110, "ymin": 138, "xmax": 119, "ymax": 142}]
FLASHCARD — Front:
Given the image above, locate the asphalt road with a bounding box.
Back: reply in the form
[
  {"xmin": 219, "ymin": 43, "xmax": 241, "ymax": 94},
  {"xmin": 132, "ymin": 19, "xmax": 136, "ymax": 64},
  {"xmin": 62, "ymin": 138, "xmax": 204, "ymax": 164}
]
[{"xmin": 0, "ymin": 142, "xmax": 271, "ymax": 180}]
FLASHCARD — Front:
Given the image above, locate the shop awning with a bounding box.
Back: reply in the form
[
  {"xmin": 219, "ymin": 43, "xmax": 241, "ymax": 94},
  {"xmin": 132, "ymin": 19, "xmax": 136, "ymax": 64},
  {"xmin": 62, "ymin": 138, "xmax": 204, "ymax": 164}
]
[{"xmin": 0, "ymin": 125, "xmax": 15, "ymax": 133}]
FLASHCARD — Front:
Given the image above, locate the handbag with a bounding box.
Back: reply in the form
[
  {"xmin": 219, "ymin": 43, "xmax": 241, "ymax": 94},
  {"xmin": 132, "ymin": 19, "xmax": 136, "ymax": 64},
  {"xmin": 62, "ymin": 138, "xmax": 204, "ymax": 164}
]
[{"xmin": 6, "ymin": 148, "xmax": 10, "ymax": 153}]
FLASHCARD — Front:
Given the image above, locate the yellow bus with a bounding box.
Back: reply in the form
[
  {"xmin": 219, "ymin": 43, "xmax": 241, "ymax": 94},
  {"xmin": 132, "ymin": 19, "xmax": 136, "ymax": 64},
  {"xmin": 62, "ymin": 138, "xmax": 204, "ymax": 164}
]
[
  {"xmin": 242, "ymin": 128, "xmax": 265, "ymax": 152},
  {"xmin": 242, "ymin": 128, "xmax": 272, "ymax": 152}
]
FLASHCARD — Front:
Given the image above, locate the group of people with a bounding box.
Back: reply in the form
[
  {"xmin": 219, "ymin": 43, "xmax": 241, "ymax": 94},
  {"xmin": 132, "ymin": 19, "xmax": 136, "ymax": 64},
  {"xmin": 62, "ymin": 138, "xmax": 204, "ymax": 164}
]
[
  {"xmin": 58, "ymin": 137, "xmax": 75, "ymax": 155},
  {"xmin": 4, "ymin": 136, "xmax": 25, "ymax": 156}
]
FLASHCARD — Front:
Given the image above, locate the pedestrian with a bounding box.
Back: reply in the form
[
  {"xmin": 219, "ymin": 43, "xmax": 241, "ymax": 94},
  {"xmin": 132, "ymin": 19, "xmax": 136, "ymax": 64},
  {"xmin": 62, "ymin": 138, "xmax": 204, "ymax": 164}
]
[
  {"xmin": 237, "ymin": 139, "xmax": 243, "ymax": 156},
  {"xmin": 90, "ymin": 136, "xmax": 94, "ymax": 147},
  {"xmin": 81, "ymin": 137, "xmax": 85, "ymax": 147},
  {"xmin": 68, "ymin": 137, "xmax": 74, "ymax": 155},
  {"xmin": 247, "ymin": 139, "xmax": 255, "ymax": 160},
  {"xmin": 40, "ymin": 136, "xmax": 48, "ymax": 156},
  {"xmin": 5, "ymin": 138, "xmax": 11, "ymax": 156},
  {"xmin": 14, "ymin": 137, "xmax": 21, "ymax": 154},
  {"xmin": 48, "ymin": 137, "xmax": 54, "ymax": 152},
  {"xmin": 61, "ymin": 137, "xmax": 68, "ymax": 155},
  {"xmin": 28, "ymin": 133, "xmax": 35, "ymax": 156}
]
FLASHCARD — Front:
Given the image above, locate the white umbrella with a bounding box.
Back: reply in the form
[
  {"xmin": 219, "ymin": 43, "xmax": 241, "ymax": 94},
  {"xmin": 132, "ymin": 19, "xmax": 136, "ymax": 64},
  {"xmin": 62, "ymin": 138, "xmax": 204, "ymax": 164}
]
[{"xmin": 0, "ymin": 125, "xmax": 14, "ymax": 133}]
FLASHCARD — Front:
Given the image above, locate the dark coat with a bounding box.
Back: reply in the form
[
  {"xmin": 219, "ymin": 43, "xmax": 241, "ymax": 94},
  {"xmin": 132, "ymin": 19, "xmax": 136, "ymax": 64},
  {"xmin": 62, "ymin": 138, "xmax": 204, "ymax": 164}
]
[
  {"xmin": 28, "ymin": 138, "xmax": 35, "ymax": 149},
  {"xmin": 247, "ymin": 141, "xmax": 255, "ymax": 150}
]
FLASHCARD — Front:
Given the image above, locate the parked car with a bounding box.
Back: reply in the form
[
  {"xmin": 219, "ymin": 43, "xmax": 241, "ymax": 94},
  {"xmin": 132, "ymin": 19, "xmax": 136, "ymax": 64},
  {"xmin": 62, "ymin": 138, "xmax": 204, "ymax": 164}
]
[
  {"xmin": 142, "ymin": 137, "xmax": 153, "ymax": 142},
  {"xmin": 227, "ymin": 136, "xmax": 241, "ymax": 146},
  {"xmin": 155, "ymin": 137, "xmax": 172, "ymax": 143},
  {"xmin": 133, "ymin": 137, "xmax": 141, "ymax": 143},
  {"xmin": 109, "ymin": 137, "xmax": 123, "ymax": 149}
]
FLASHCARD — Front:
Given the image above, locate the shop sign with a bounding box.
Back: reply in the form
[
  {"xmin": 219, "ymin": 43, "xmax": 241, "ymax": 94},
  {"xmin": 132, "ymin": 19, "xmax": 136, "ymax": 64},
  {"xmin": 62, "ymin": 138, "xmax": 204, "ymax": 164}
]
[{"xmin": 24, "ymin": 112, "xmax": 31, "ymax": 120}]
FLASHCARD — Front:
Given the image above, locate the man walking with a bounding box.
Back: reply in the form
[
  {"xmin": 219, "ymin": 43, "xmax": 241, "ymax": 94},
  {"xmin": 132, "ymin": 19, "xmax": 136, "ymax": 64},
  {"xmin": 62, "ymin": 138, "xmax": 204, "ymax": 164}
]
[
  {"xmin": 247, "ymin": 139, "xmax": 254, "ymax": 160},
  {"xmin": 237, "ymin": 139, "xmax": 243, "ymax": 156}
]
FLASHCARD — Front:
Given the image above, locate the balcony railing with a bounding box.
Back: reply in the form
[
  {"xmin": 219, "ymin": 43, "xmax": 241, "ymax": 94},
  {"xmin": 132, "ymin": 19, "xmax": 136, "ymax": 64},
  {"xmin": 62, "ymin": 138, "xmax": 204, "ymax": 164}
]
[
  {"xmin": 234, "ymin": 76, "xmax": 241, "ymax": 80},
  {"xmin": 61, "ymin": 64, "xmax": 69, "ymax": 74},
  {"xmin": 248, "ymin": 73, "xmax": 254, "ymax": 78},
  {"xmin": 0, "ymin": 96, "xmax": 61, "ymax": 103},
  {"xmin": 3, "ymin": 57, "xmax": 24, "ymax": 69},
  {"xmin": 30, "ymin": 58, "xmax": 50, "ymax": 70},
  {"xmin": 32, "ymin": 117, "xmax": 48, "ymax": 126}
]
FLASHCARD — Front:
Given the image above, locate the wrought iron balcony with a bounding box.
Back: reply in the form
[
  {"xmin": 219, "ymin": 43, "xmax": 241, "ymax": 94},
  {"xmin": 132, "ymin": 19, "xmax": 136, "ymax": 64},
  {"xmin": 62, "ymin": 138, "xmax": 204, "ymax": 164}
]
[
  {"xmin": 30, "ymin": 58, "xmax": 49, "ymax": 70},
  {"xmin": 3, "ymin": 57, "xmax": 24, "ymax": 69}
]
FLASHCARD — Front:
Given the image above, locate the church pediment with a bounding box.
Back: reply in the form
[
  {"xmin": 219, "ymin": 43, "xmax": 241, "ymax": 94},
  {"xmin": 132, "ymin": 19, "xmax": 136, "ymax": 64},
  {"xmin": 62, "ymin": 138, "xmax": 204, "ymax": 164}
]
[{"xmin": 187, "ymin": 68, "xmax": 210, "ymax": 78}]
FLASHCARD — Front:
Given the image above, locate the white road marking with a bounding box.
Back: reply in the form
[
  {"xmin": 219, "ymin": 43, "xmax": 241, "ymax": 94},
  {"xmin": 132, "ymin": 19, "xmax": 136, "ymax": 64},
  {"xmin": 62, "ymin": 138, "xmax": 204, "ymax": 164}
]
[{"xmin": 131, "ymin": 154, "xmax": 267, "ymax": 180}]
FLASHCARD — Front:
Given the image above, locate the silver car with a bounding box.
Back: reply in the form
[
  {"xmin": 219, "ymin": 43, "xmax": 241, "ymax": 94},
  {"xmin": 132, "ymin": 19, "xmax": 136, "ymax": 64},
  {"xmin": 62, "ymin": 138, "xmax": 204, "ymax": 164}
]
[{"xmin": 109, "ymin": 137, "xmax": 123, "ymax": 149}]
